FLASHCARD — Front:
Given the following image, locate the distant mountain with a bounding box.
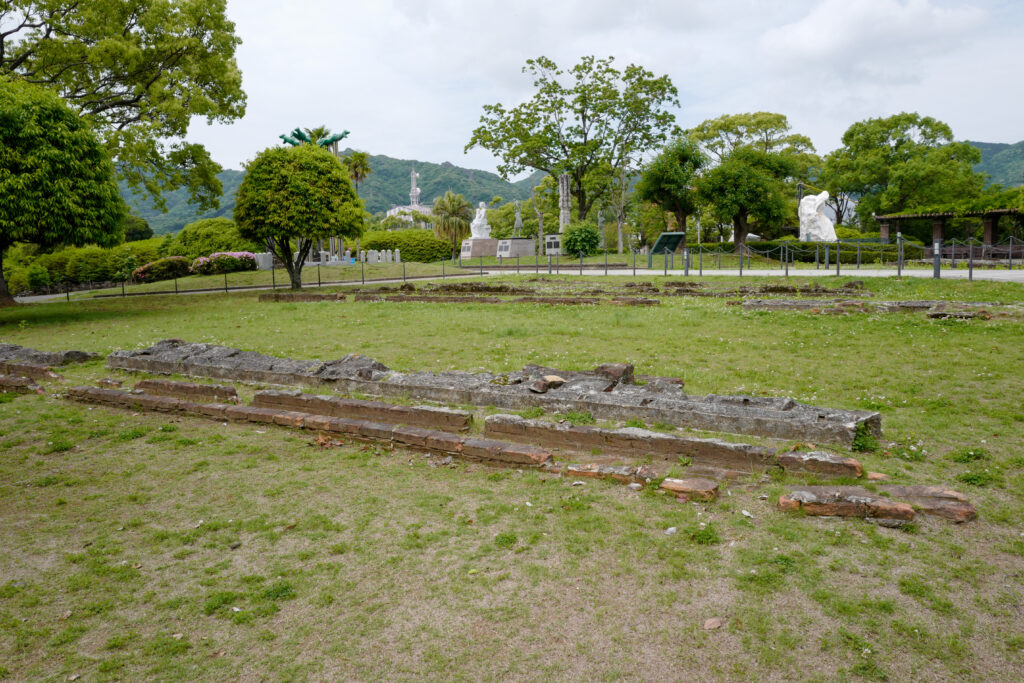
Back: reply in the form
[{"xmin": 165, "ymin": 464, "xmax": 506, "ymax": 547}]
[
  {"xmin": 119, "ymin": 153, "xmax": 547, "ymax": 235},
  {"xmin": 968, "ymin": 140, "xmax": 1024, "ymax": 188}
]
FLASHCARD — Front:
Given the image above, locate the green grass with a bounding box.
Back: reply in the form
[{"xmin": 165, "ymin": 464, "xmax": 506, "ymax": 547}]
[{"xmin": 2, "ymin": 274, "xmax": 1024, "ymax": 680}]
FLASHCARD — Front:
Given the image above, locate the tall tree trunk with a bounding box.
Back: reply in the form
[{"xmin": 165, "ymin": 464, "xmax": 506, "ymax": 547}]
[
  {"xmin": 615, "ymin": 169, "xmax": 628, "ymax": 254},
  {"xmin": 673, "ymin": 211, "xmax": 688, "ymax": 248},
  {"xmin": 0, "ymin": 248, "xmax": 16, "ymax": 307},
  {"xmin": 732, "ymin": 213, "xmax": 749, "ymax": 254}
]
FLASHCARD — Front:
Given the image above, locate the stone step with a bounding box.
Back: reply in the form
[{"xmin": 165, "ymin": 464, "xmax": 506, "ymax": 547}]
[
  {"xmin": 134, "ymin": 379, "xmax": 239, "ymax": 403},
  {"xmin": 251, "ymin": 390, "xmax": 472, "ymax": 432},
  {"xmin": 0, "ymin": 374, "xmax": 43, "ymax": 394},
  {"xmin": 778, "ymin": 485, "xmax": 976, "ymax": 523}
]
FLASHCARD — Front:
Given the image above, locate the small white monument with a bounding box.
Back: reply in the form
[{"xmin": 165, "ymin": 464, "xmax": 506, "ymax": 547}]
[
  {"xmin": 799, "ymin": 191, "xmax": 837, "ymax": 242},
  {"xmin": 461, "ymin": 201, "xmax": 499, "ymax": 258}
]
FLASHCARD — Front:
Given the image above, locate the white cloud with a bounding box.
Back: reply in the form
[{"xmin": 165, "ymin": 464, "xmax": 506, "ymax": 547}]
[{"xmin": 185, "ymin": 0, "xmax": 1024, "ymax": 177}]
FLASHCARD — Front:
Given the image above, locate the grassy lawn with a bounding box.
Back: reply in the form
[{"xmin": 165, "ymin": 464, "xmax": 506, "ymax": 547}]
[{"xmin": 2, "ymin": 275, "xmax": 1023, "ymax": 680}]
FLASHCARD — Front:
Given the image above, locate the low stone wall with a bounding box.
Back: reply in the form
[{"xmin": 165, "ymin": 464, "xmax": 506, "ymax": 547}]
[
  {"xmin": 107, "ymin": 340, "xmax": 880, "ymax": 446},
  {"xmin": 0, "ymin": 374, "xmax": 42, "ymax": 394},
  {"xmin": 65, "ymin": 386, "xmax": 548, "ymax": 467},
  {"xmin": 0, "ymin": 343, "xmax": 99, "ymax": 366},
  {"xmin": 252, "ymin": 390, "xmax": 472, "ymax": 432},
  {"xmin": 134, "ymin": 379, "xmax": 239, "ymax": 403},
  {"xmin": 0, "ymin": 361, "xmax": 60, "ymax": 380},
  {"xmin": 258, "ymin": 292, "xmax": 346, "ymax": 303},
  {"xmin": 484, "ymin": 414, "xmax": 862, "ymax": 478}
]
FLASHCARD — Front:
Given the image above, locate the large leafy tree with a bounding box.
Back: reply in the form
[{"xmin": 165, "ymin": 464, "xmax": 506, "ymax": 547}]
[
  {"xmin": 431, "ymin": 191, "xmax": 473, "ymax": 259},
  {"xmin": 0, "ymin": 78, "xmax": 126, "ymax": 305},
  {"xmin": 234, "ymin": 145, "xmax": 363, "ymax": 289},
  {"xmin": 0, "ymin": 0, "xmax": 246, "ymax": 211},
  {"xmin": 697, "ymin": 148, "xmax": 795, "ymax": 252},
  {"xmin": 466, "ymin": 55, "xmax": 678, "ymax": 222},
  {"xmin": 634, "ymin": 139, "xmax": 706, "ymax": 245},
  {"xmin": 824, "ymin": 112, "xmax": 984, "ymax": 223},
  {"xmin": 688, "ymin": 112, "xmax": 815, "ymax": 165}
]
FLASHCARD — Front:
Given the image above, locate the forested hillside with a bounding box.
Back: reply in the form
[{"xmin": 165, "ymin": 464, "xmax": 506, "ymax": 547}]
[
  {"xmin": 969, "ymin": 140, "xmax": 1024, "ymax": 188},
  {"xmin": 120, "ymin": 154, "xmax": 546, "ymax": 234}
]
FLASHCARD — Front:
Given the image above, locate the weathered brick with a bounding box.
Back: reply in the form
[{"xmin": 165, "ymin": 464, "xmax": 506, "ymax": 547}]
[
  {"xmin": 496, "ymin": 443, "xmax": 552, "ymax": 466},
  {"xmin": 392, "ymin": 426, "xmax": 433, "ymax": 448},
  {"xmin": 425, "ymin": 432, "xmax": 464, "ymax": 453},
  {"xmin": 135, "ymin": 379, "xmax": 238, "ymax": 403},
  {"xmin": 326, "ymin": 417, "xmax": 362, "ymax": 434},
  {"xmin": 302, "ymin": 414, "xmax": 333, "ymax": 431},
  {"xmin": 660, "ymin": 478, "xmax": 719, "ymax": 501},
  {"xmin": 0, "ymin": 374, "xmax": 41, "ymax": 394},
  {"xmin": 272, "ymin": 411, "xmax": 306, "ymax": 428},
  {"xmin": 357, "ymin": 421, "xmax": 394, "ymax": 441},
  {"xmin": 879, "ymin": 485, "xmax": 977, "ymax": 523},
  {"xmin": 776, "ymin": 450, "xmax": 862, "ymax": 478},
  {"xmin": 779, "ymin": 487, "xmax": 915, "ymax": 521},
  {"xmin": 195, "ymin": 403, "xmax": 230, "ymax": 418},
  {"xmin": 461, "ymin": 438, "xmax": 507, "ymax": 461}
]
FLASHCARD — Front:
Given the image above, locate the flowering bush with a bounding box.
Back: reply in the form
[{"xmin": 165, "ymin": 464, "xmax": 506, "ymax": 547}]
[
  {"xmin": 190, "ymin": 251, "xmax": 258, "ymax": 275},
  {"xmin": 132, "ymin": 256, "xmax": 191, "ymax": 283}
]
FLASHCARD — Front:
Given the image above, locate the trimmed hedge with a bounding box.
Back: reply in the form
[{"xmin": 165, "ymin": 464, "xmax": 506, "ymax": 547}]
[
  {"xmin": 690, "ymin": 239, "xmax": 928, "ymax": 264},
  {"xmin": 190, "ymin": 252, "xmax": 258, "ymax": 275},
  {"xmin": 132, "ymin": 256, "xmax": 191, "ymax": 283},
  {"xmin": 359, "ymin": 229, "xmax": 450, "ymax": 262}
]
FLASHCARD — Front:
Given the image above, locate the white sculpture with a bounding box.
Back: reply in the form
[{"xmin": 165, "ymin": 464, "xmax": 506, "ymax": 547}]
[
  {"xmin": 799, "ymin": 191, "xmax": 837, "ymax": 242},
  {"xmin": 469, "ymin": 202, "xmax": 491, "ymax": 239}
]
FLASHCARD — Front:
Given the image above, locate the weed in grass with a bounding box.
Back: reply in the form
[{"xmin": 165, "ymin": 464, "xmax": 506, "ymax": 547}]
[
  {"xmin": 515, "ymin": 406, "xmax": 545, "ymax": 419},
  {"xmin": 852, "ymin": 424, "xmax": 879, "ymax": 453},
  {"xmin": 558, "ymin": 411, "xmax": 595, "ymax": 425},
  {"xmin": 652, "ymin": 422, "xmax": 675, "ymax": 432},
  {"xmin": 117, "ymin": 426, "xmax": 149, "ymax": 441},
  {"xmin": 261, "ymin": 580, "xmax": 296, "ymax": 601},
  {"xmin": 495, "ymin": 532, "xmax": 518, "ymax": 550},
  {"xmin": 623, "ymin": 418, "xmax": 646, "ymax": 429},
  {"xmin": 43, "ymin": 438, "xmax": 73, "ymax": 454},
  {"xmin": 144, "ymin": 633, "xmax": 191, "ymax": 657},
  {"xmin": 956, "ymin": 471, "xmax": 999, "ymax": 487},
  {"xmin": 105, "ymin": 632, "xmax": 140, "ymax": 650},
  {"xmin": 689, "ymin": 524, "xmax": 720, "ymax": 545},
  {"xmin": 898, "ymin": 575, "xmax": 954, "ymax": 614},
  {"xmin": 203, "ymin": 590, "xmax": 241, "ymax": 615},
  {"xmin": 948, "ymin": 447, "xmax": 989, "ymax": 463},
  {"xmin": 0, "ymin": 393, "xmax": 16, "ymax": 404}
]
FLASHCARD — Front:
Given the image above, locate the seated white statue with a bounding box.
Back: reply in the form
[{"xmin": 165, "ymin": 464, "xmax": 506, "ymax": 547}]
[
  {"xmin": 799, "ymin": 191, "xmax": 837, "ymax": 242},
  {"xmin": 469, "ymin": 201, "xmax": 491, "ymax": 239}
]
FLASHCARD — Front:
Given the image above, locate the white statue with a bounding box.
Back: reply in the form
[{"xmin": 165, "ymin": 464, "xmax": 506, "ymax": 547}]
[
  {"xmin": 469, "ymin": 201, "xmax": 491, "ymax": 239},
  {"xmin": 799, "ymin": 191, "xmax": 837, "ymax": 242}
]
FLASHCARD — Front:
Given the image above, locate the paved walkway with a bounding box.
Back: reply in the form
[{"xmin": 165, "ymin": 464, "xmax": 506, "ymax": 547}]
[{"xmin": 14, "ymin": 265, "xmax": 1024, "ymax": 305}]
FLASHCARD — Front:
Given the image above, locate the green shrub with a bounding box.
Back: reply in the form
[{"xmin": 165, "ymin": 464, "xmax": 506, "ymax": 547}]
[
  {"xmin": 360, "ymin": 229, "xmax": 450, "ymax": 262},
  {"xmin": 132, "ymin": 256, "xmax": 191, "ymax": 283},
  {"xmin": 66, "ymin": 246, "xmax": 115, "ymax": 283},
  {"xmin": 170, "ymin": 218, "xmax": 261, "ymax": 259},
  {"xmin": 35, "ymin": 250, "xmax": 72, "ymax": 283},
  {"xmin": 190, "ymin": 252, "xmax": 257, "ymax": 275},
  {"xmin": 25, "ymin": 263, "xmax": 50, "ymax": 289},
  {"xmin": 563, "ymin": 222, "xmax": 600, "ymax": 257},
  {"xmin": 5, "ymin": 268, "xmax": 29, "ymax": 295}
]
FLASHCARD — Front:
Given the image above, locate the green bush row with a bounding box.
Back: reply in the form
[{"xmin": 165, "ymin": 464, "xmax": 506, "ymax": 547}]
[{"xmin": 358, "ymin": 229, "xmax": 450, "ymax": 262}]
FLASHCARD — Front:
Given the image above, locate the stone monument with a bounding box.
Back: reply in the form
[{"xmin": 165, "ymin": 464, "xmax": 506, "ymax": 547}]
[
  {"xmin": 497, "ymin": 199, "xmax": 536, "ymax": 258},
  {"xmin": 385, "ymin": 167, "xmax": 433, "ymax": 223},
  {"xmin": 799, "ymin": 191, "xmax": 837, "ymax": 242},
  {"xmin": 546, "ymin": 174, "xmax": 571, "ymax": 255},
  {"xmin": 460, "ymin": 201, "xmax": 499, "ymax": 258}
]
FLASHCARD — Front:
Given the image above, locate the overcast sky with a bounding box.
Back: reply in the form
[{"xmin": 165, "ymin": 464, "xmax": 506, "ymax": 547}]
[{"xmin": 188, "ymin": 0, "xmax": 1024, "ymax": 175}]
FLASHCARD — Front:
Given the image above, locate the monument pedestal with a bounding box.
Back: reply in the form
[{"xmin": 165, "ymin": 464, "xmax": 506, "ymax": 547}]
[
  {"xmin": 544, "ymin": 234, "xmax": 563, "ymax": 256},
  {"xmin": 460, "ymin": 238, "xmax": 498, "ymax": 258},
  {"xmin": 497, "ymin": 238, "xmax": 535, "ymax": 258}
]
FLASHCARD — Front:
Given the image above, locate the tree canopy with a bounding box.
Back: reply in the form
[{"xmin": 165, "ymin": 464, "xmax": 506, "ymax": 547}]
[
  {"xmin": 0, "ymin": 0, "xmax": 246, "ymax": 211},
  {"xmin": 0, "ymin": 77, "xmax": 126, "ymax": 304},
  {"xmin": 824, "ymin": 112, "xmax": 985, "ymax": 224},
  {"xmin": 466, "ymin": 55, "xmax": 678, "ymax": 221},
  {"xmin": 234, "ymin": 145, "xmax": 363, "ymax": 289},
  {"xmin": 635, "ymin": 138, "xmax": 706, "ymax": 244}
]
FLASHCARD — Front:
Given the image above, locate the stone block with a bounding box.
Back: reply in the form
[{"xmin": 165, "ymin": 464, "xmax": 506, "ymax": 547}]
[
  {"xmin": 461, "ymin": 438, "xmax": 507, "ymax": 462},
  {"xmin": 392, "ymin": 426, "xmax": 433, "ymax": 448},
  {"xmin": 357, "ymin": 421, "xmax": 394, "ymax": 441},
  {"xmin": 272, "ymin": 411, "xmax": 307, "ymax": 428},
  {"xmin": 660, "ymin": 478, "xmax": 719, "ymax": 501},
  {"xmin": 326, "ymin": 418, "xmax": 362, "ymax": 435},
  {"xmin": 0, "ymin": 374, "xmax": 42, "ymax": 394},
  {"xmin": 425, "ymin": 432, "xmax": 464, "ymax": 453},
  {"xmin": 1, "ymin": 361, "xmax": 60, "ymax": 380},
  {"xmin": 196, "ymin": 403, "xmax": 230, "ymax": 418},
  {"xmin": 594, "ymin": 363, "xmax": 634, "ymax": 384},
  {"xmin": 776, "ymin": 450, "xmax": 862, "ymax": 478},
  {"xmin": 496, "ymin": 443, "xmax": 552, "ymax": 466},
  {"xmin": 135, "ymin": 379, "xmax": 238, "ymax": 403},
  {"xmin": 302, "ymin": 414, "xmax": 333, "ymax": 431},
  {"xmin": 778, "ymin": 487, "xmax": 915, "ymax": 521},
  {"xmin": 878, "ymin": 485, "xmax": 977, "ymax": 523}
]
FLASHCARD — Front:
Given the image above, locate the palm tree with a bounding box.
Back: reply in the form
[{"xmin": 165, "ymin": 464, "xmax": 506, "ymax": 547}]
[
  {"xmin": 346, "ymin": 151, "xmax": 372, "ymax": 195},
  {"xmin": 432, "ymin": 191, "xmax": 473, "ymax": 259},
  {"xmin": 303, "ymin": 126, "xmax": 331, "ymax": 145}
]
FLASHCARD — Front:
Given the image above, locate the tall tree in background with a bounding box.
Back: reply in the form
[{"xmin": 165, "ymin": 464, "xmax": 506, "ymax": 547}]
[
  {"xmin": 0, "ymin": 0, "xmax": 246, "ymax": 211},
  {"xmin": 635, "ymin": 139, "xmax": 706, "ymax": 245},
  {"xmin": 697, "ymin": 148, "xmax": 795, "ymax": 251},
  {"xmin": 346, "ymin": 151, "xmax": 372, "ymax": 195},
  {"xmin": 431, "ymin": 191, "xmax": 473, "ymax": 259},
  {"xmin": 235, "ymin": 145, "xmax": 363, "ymax": 289},
  {"xmin": 824, "ymin": 112, "xmax": 984, "ymax": 223},
  {"xmin": 466, "ymin": 55, "xmax": 678, "ymax": 221},
  {"xmin": 0, "ymin": 78, "xmax": 126, "ymax": 305}
]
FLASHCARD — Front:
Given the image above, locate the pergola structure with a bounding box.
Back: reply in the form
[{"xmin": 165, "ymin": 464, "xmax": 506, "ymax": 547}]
[{"xmin": 874, "ymin": 208, "xmax": 1021, "ymax": 245}]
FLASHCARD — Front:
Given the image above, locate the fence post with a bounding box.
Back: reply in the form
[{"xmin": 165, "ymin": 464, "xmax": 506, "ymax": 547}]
[
  {"xmin": 479, "ymin": 256, "xmax": 483, "ymax": 276},
  {"xmin": 933, "ymin": 239, "xmax": 942, "ymax": 279},
  {"xmin": 548, "ymin": 255, "xmax": 552, "ymax": 275},
  {"xmin": 318, "ymin": 264, "xmax": 321, "ymax": 287},
  {"xmin": 403, "ymin": 262, "xmax": 406, "ymax": 282},
  {"xmin": 836, "ymin": 242, "xmax": 841, "ymax": 276},
  {"xmin": 699, "ymin": 248, "xmax": 703, "ymax": 277},
  {"xmin": 442, "ymin": 261, "xmax": 445, "ymax": 279},
  {"xmin": 739, "ymin": 247, "xmax": 743, "ymax": 277},
  {"xmin": 632, "ymin": 249, "xmax": 636, "ymax": 277},
  {"xmin": 361, "ymin": 260, "xmax": 365, "ymax": 285},
  {"xmin": 815, "ymin": 244, "xmax": 820, "ymax": 269},
  {"xmin": 121, "ymin": 280, "xmax": 125, "ymax": 297},
  {"xmin": 684, "ymin": 248, "xmax": 689, "ymax": 277},
  {"xmin": 604, "ymin": 250, "xmax": 608, "ymax": 276},
  {"xmin": 897, "ymin": 232, "xmax": 903, "ymax": 279},
  {"xmin": 663, "ymin": 248, "xmax": 668, "ymax": 277},
  {"xmin": 174, "ymin": 277, "xmax": 178, "ymax": 294},
  {"xmin": 224, "ymin": 272, "xmax": 228, "ymax": 292},
  {"xmin": 1010, "ymin": 237, "xmax": 1015, "ymax": 270},
  {"xmin": 517, "ymin": 255, "xmax": 520, "ymax": 275},
  {"xmin": 951, "ymin": 241, "xmax": 957, "ymax": 268},
  {"xmin": 66, "ymin": 282, "xmax": 70, "ymax": 302},
  {"xmin": 968, "ymin": 239, "xmax": 974, "ymax": 282},
  {"xmin": 857, "ymin": 243, "xmax": 861, "ymax": 269},
  {"xmin": 556, "ymin": 254, "xmax": 559, "ymax": 274},
  {"xmin": 784, "ymin": 244, "xmax": 789, "ymax": 277}
]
